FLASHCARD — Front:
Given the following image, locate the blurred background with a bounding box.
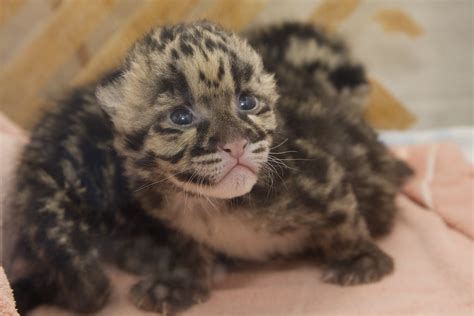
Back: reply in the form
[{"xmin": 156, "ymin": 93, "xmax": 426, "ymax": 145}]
[
  {"xmin": 0, "ymin": 0, "xmax": 473, "ymax": 130},
  {"xmin": 0, "ymin": 3, "xmax": 472, "ymax": 314}
]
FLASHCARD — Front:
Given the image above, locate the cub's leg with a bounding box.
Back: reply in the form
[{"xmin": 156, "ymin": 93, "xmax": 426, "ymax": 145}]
[
  {"xmin": 11, "ymin": 191, "xmax": 110, "ymax": 314},
  {"xmin": 310, "ymin": 182, "xmax": 394, "ymax": 285},
  {"xmin": 352, "ymin": 176, "xmax": 399, "ymax": 237},
  {"xmin": 352, "ymin": 145, "xmax": 413, "ymax": 237},
  {"xmin": 290, "ymin": 142, "xmax": 394, "ymax": 285},
  {"xmin": 127, "ymin": 234, "xmax": 214, "ymax": 314}
]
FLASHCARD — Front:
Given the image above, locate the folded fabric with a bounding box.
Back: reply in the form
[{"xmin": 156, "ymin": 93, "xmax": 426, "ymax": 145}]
[
  {"xmin": 30, "ymin": 195, "xmax": 473, "ymax": 316},
  {"xmin": 380, "ymin": 127, "xmax": 474, "ymax": 162},
  {"xmin": 393, "ymin": 142, "xmax": 474, "ymax": 239}
]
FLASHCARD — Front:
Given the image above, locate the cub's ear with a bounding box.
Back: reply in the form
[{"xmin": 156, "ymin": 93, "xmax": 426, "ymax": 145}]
[{"xmin": 96, "ymin": 69, "xmax": 125, "ymax": 115}]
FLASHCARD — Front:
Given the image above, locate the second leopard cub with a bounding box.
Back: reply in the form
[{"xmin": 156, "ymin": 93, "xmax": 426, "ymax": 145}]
[{"xmin": 10, "ymin": 21, "xmax": 412, "ymax": 314}]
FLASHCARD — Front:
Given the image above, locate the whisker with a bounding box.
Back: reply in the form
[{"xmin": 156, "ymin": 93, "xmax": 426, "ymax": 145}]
[
  {"xmin": 271, "ymin": 164, "xmax": 289, "ymax": 192},
  {"xmin": 183, "ymin": 168, "xmax": 201, "ymax": 212},
  {"xmin": 276, "ymin": 158, "xmax": 318, "ymax": 161},
  {"xmin": 190, "ymin": 167, "xmax": 219, "ymax": 216},
  {"xmin": 204, "ymin": 195, "xmax": 219, "ymax": 213},
  {"xmin": 270, "ymin": 137, "xmax": 288, "ymax": 150},
  {"xmin": 269, "ymin": 150, "xmax": 298, "ymax": 155},
  {"xmin": 267, "ymin": 156, "xmax": 297, "ymax": 171},
  {"xmin": 262, "ymin": 163, "xmax": 276, "ymax": 199},
  {"xmin": 265, "ymin": 156, "xmax": 291, "ymax": 193},
  {"xmin": 134, "ymin": 171, "xmax": 185, "ymax": 192}
]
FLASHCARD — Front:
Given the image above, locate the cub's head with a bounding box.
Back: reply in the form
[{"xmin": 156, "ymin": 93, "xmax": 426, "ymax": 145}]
[{"xmin": 97, "ymin": 21, "xmax": 278, "ymax": 199}]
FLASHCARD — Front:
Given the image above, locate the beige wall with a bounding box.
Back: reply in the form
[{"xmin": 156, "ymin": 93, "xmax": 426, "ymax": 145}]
[{"xmin": 4, "ymin": 0, "xmax": 469, "ymax": 130}]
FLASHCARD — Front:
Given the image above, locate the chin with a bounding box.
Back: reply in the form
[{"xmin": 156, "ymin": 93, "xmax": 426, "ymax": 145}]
[{"xmin": 171, "ymin": 166, "xmax": 258, "ymax": 199}]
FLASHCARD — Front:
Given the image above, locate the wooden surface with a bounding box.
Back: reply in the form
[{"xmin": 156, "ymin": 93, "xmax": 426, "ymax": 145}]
[{"xmin": 0, "ymin": 0, "xmax": 416, "ymax": 129}]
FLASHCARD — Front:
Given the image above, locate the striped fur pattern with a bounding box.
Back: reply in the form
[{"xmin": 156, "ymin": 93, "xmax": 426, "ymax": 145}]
[{"xmin": 8, "ymin": 21, "xmax": 412, "ymax": 314}]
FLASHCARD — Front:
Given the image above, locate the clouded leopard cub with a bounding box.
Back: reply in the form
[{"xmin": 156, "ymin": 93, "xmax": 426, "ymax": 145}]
[{"xmin": 9, "ymin": 21, "xmax": 412, "ymax": 314}]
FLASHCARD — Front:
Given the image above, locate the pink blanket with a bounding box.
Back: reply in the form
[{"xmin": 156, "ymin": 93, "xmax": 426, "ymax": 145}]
[{"xmin": 1, "ymin": 114, "xmax": 472, "ymax": 315}]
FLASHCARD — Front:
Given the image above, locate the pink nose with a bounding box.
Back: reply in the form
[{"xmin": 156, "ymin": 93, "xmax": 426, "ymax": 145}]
[{"xmin": 221, "ymin": 139, "xmax": 248, "ymax": 159}]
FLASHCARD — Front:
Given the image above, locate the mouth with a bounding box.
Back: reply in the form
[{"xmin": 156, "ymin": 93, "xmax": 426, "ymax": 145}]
[
  {"xmin": 169, "ymin": 161, "xmax": 258, "ymax": 199},
  {"xmin": 168, "ymin": 154, "xmax": 262, "ymax": 199},
  {"xmin": 217, "ymin": 162, "xmax": 257, "ymax": 184}
]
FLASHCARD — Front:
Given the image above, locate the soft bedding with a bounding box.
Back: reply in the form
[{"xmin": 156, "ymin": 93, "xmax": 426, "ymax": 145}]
[{"xmin": 381, "ymin": 127, "xmax": 474, "ymax": 162}]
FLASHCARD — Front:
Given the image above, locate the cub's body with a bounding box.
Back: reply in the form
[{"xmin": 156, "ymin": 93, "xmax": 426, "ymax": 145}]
[{"xmin": 9, "ymin": 22, "xmax": 411, "ymax": 315}]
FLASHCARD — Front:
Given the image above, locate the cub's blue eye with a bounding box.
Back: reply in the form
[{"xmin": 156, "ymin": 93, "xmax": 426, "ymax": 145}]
[
  {"xmin": 238, "ymin": 94, "xmax": 258, "ymax": 111},
  {"xmin": 170, "ymin": 108, "xmax": 193, "ymax": 125}
]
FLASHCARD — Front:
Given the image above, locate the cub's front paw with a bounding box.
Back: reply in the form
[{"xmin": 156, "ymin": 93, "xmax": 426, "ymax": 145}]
[
  {"xmin": 323, "ymin": 243, "xmax": 394, "ymax": 286},
  {"xmin": 129, "ymin": 274, "xmax": 210, "ymax": 314}
]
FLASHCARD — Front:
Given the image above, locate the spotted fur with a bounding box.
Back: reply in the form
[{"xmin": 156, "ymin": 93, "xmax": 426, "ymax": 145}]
[{"xmin": 8, "ymin": 21, "xmax": 412, "ymax": 314}]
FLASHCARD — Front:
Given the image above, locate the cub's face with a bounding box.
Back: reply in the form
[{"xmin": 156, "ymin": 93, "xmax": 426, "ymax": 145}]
[{"xmin": 98, "ymin": 22, "xmax": 278, "ymax": 199}]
